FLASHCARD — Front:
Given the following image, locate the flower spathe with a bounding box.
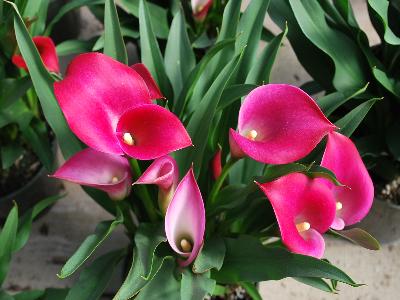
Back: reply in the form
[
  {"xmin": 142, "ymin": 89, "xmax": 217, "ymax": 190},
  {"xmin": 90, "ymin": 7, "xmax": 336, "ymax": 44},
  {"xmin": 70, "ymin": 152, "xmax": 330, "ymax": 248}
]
[
  {"xmin": 12, "ymin": 36, "xmax": 60, "ymax": 74},
  {"xmin": 52, "ymin": 148, "xmax": 132, "ymax": 200},
  {"xmin": 191, "ymin": 0, "xmax": 213, "ymax": 21},
  {"xmin": 165, "ymin": 167, "xmax": 205, "ymax": 266},
  {"xmin": 131, "ymin": 63, "xmax": 164, "ymax": 100},
  {"xmin": 135, "ymin": 155, "xmax": 178, "ymax": 214},
  {"xmin": 320, "ymin": 132, "xmax": 374, "ymax": 230},
  {"xmin": 54, "ymin": 53, "xmax": 191, "ymax": 160},
  {"xmin": 229, "ymin": 84, "xmax": 336, "ymax": 164},
  {"xmin": 257, "ymin": 173, "xmax": 336, "ymax": 258},
  {"xmin": 211, "ymin": 147, "xmax": 222, "ymax": 180}
]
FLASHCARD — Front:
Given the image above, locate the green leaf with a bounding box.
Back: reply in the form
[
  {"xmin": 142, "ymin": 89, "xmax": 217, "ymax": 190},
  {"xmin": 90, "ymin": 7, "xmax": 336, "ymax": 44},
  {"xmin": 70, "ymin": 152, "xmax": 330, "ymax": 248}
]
[
  {"xmin": 317, "ymin": 83, "xmax": 370, "ymax": 116},
  {"xmin": 288, "ymin": 0, "xmax": 366, "ymax": 91},
  {"xmin": 305, "ymin": 165, "xmax": 344, "ymax": 187},
  {"xmin": 175, "ymin": 52, "xmax": 243, "ymax": 177},
  {"xmin": 263, "ymin": 163, "xmax": 308, "ymax": 182},
  {"xmin": 386, "ymin": 123, "xmax": 400, "ymax": 160},
  {"xmin": 217, "ymin": 84, "xmax": 257, "ymax": 110},
  {"xmin": 336, "ymin": 98, "xmax": 381, "ymax": 137},
  {"xmin": 372, "ymin": 67, "xmax": 400, "ymax": 98},
  {"xmin": 21, "ymin": 121, "xmax": 53, "ymax": 171},
  {"xmin": 240, "ymin": 282, "xmax": 263, "ymax": 300},
  {"xmin": 92, "ymin": 28, "xmax": 139, "ymax": 52},
  {"xmin": 294, "ymin": 277, "xmax": 335, "ymax": 293},
  {"xmin": 58, "ymin": 209, "xmax": 123, "ymax": 278},
  {"xmin": 45, "ymin": 0, "xmax": 104, "ymax": 35},
  {"xmin": 113, "ymin": 224, "xmax": 167, "ymax": 300},
  {"xmin": 104, "ymin": 0, "xmax": 127, "ymax": 64},
  {"xmin": 14, "ymin": 290, "xmax": 45, "ymax": 300},
  {"xmin": 235, "ymin": 0, "xmax": 270, "ymax": 82},
  {"xmin": 117, "ymin": 0, "xmax": 169, "ymax": 39},
  {"xmin": 14, "ymin": 194, "xmax": 63, "ymax": 252},
  {"xmin": 66, "ymin": 249, "xmax": 124, "ymax": 300},
  {"xmin": 0, "ymin": 204, "xmax": 18, "ymax": 285},
  {"xmin": 0, "ymin": 101, "xmax": 33, "ymax": 130},
  {"xmin": 181, "ymin": 270, "xmax": 216, "ymax": 300},
  {"xmin": 0, "ymin": 291, "xmax": 14, "ymax": 300},
  {"xmin": 330, "ymin": 228, "xmax": 380, "ymax": 251},
  {"xmin": 368, "ymin": 0, "xmax": 400, "ymax": 45},
  {"xmin": 246, "ymin": 24, "xmax": 288, "ymax": 85},
  {"xmin": 9, "ymin": 1, "xmax": 81, "ymax": 159},
  {"xmin": 135, "ymin": 258, "xmax": 180, "ymax": 300},
  {"xmin": 0, "ymin": 77, "xmax": 32, "ymax": 109},
  {"xmin": 139, "ymin": 0, "xmax": 171, "ymax": 99},
  {"xmin": 56, "ymin": 39, "xmax": 96, "ymax": 57},
  {"xmin": 164, "ymin": 8, "xmax": 196, "ymax": 99},
  {"xmin": 193, "ymin": 237, "xmax": 226, "ymax": 274},
  {"xmin": 213, "ymin": 236, "xmax": 359, "ymax": 286},
  {"xmin": 40, "ymin": 288, "xmax": 69, "ymax": 300},
  {"xmin": 1, "ymin": 143, "xmax": 23, "ymax": 169},
  {"xmin": 23, "ymin": 0, "xmax": 49, "ymax": 36}
]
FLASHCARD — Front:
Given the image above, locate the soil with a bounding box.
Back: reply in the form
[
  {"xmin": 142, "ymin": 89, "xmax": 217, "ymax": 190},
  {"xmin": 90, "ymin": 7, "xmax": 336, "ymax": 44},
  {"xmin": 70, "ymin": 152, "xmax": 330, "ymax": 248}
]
[
  {"xmin": 209, "ymin": 285, "xmax": 252, "ymax": 300},
  {"xmin": 0, "ymin": 148, "xmax": 41, "ymax": 196}
]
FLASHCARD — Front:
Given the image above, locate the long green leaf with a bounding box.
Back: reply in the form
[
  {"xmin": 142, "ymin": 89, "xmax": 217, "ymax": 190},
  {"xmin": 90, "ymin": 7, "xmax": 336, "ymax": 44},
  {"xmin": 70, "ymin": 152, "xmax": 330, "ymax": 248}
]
[
  {"xmin": 56, "ymin": 39, "xmax": 96, "ymax": 57},
  {"xmin": 288, "ymin": 0, "xmax": 366, "ymax": 91},
  {"xmin": 139, "ymin": 0, "xmax": 171, "ymax": 99},
  {"xmin": 104, "ymin": 0, "xmax": 127, "ymax": 64},
  {"xmin": 23, "ymin": 0, "xmax": 49, "ymax": 36},
  {"xmin": 368, "ymin": 0, "xmax": 400, "ymax": 45},
  {"xmin": 336, "ymin": 98, "xmax": 381, "ymax": 137},
  {"xmin": 65, "ymin": 249, "xmax": 124, "ymax": 300},
  {"xmin": 330, "ymin": 228, "xmax": 380, "ymax": 250},
  {"xmin": 0, "ymin": 204, "xmax": 18, "ymax": 285},
  {"xmin": 372, "ymin": 67, "xmax": 400, "ymax": 98},
  {"xmin": 164, "ymin": 8, "xmax": 196, "ymax": 99},
  {"xmin": 58, "ymin": 209, "xmax": 123, "ymax": 278},
  {"xmin": 0, "ymin": 77, "xmax": 32, "ymax": 109},
  {"xmin": 294, "ymin": 277, "xmax": 335, "ymax": 293},
  {"xmin": 9, "ymin": 1, "xmax": 81, "ymax": 159},
  {"xmin": 217, "ymin": 84, "xmax": 257, "ymax": 110}
]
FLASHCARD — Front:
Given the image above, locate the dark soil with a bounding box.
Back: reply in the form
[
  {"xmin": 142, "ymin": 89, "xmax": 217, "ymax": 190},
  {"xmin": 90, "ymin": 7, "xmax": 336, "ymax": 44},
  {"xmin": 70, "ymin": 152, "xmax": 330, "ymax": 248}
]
[{"xmin": 0, "ymin": 148, "xmax": 41, "ymax": 196}]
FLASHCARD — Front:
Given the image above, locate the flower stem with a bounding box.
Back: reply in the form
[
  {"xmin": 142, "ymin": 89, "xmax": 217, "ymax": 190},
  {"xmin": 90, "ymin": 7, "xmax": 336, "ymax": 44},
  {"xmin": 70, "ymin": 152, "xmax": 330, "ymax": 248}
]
[
  {"xmin": 130, "ymin": 159, "xmax": 158, "ymax": 222},
  {"xmin": 208, "ymin": 157, "xmax": 237, "ymax": 205}
]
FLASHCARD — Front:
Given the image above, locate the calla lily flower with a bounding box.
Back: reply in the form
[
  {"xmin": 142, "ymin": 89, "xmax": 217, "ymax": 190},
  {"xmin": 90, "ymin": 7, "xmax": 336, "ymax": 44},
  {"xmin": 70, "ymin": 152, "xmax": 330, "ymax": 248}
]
[
  {"xmin": 54, "ymin": 53, "xmax": 191, "ymax": 159},
  {"xmin": 191, "ymin": 0, "xmax": 213, "ymax": 21},
  {"xmin": 135, "ymin": 155, "xmax": 178, "ymax": 214},
  {"xmin": 211, "ymin": 147, "xmax": 222, "ymax": 180},
  {"xmin": 229, "ymin": 84, "xmax": 336, "ymax": 164},
  {"xmin": 131, "ymin": 63, "xmax": 164, "ymax": 100},
  {"xmin": 52, "ymin": 148, "xmax": 132, "ymax": 200},
  {"xmin": 12, "ymin": 36, "xmax": 60, "ymax": 74},
  {"xmin": 165, "ymin": 167, "xmax": 205, "ymax": 267},
  {"xmin": 257, "ymin": 173, "xmax": 336, "ymax": 258},
  {"xmin": 320, "ymin": 132, "xmax": 374, "ymax": 230}
]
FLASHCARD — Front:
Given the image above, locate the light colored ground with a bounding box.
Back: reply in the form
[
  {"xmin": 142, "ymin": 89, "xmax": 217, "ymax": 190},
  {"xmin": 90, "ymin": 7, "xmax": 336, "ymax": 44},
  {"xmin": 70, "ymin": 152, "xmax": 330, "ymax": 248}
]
[{"xmin": 4, "ymin": 1, "xmax": 399, "ymax": 299}]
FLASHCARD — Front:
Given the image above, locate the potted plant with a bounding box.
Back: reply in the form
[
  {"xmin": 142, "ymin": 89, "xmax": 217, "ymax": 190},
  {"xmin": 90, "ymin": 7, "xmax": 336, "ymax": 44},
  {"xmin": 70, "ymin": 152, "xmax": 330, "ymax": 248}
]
[
  {"xmin": 6, "ymin": 0, "xmax": 380, "ymax": 298},
  {"xmin": 269, "ymin": 0, "xmax": 400, "ymax": 243}
]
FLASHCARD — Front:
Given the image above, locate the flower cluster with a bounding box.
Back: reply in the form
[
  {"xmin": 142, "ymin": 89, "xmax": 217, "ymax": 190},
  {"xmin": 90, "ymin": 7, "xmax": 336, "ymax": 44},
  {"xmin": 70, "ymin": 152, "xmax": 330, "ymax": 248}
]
[{"xmin": 25, "ymin": 41, "xmax": 373, "ymax": 263}]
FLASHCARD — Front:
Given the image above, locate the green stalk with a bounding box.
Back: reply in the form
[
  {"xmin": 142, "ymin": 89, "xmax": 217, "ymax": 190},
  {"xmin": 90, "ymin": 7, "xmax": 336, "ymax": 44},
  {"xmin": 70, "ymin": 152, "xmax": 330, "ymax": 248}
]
[
  {"xmin": 208, "ymin": 157, "xmax": 237, "ymax": 205},
  {"xmin": 117, "ymin": 200, "xmax": 137, "ymax": 236},
  {"xmin": 129, "ymin": 159, "xmax": 158, "ymax": 222}
]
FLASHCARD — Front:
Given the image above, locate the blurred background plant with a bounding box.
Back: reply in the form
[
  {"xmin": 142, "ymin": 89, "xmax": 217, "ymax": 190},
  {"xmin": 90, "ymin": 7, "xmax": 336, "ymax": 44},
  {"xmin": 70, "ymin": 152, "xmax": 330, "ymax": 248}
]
[{"xmin": 269, "ymin": 0, "xmax": 400, "ymax": 205}]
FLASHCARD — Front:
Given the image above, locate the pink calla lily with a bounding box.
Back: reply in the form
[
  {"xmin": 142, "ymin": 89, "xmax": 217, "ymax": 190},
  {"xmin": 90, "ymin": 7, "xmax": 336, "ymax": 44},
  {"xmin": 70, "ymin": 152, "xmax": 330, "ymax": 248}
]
[
  {"xmin": 257, "ymin": 173, "xmax": 336, "ymax": 258},
  {"xmin": 165, "ymin": 167, "xmax": 205, "ymax": 267},
  {"xmin": 12, "ymin": 36, "xmax": 59, "ymax": 74},
  {"xmin": 54, "ymin": 53, "xmax": 191, "ymax": 159},
  {"xmin": 52, "ymin": 148, "xmax": 132, "ymax": 200},
  {"xmin": 191, "ymin": 0, "xmax": 213, "ymax": 21},
  {"xmin": 211, "ymin": 147, "xmax": 222, "ymax": 180},
  {"xmin": 131, "ymin": 63, "xmax": 164, "ymax": 100},
  {"xmin": 320, "ymin": 132, "xmax": 374, "ymax": 230},
  {"xmin": 135, "ymin": 155, "xmax": 179, "ymax": 214},
  {"xmin": 229, "ymin": 84, "xmax": 336, "ymax": 164}
]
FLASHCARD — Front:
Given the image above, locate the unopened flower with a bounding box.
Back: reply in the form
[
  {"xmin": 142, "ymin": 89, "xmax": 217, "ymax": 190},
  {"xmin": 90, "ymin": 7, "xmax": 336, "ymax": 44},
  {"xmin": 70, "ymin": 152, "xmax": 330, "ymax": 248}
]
[
  {"xmin": 135, "ymin": 155, "xmax": 178, "ymax": 214},
  {"xmin": 12, "ymin": 36, "xmax": 59, "ymax": 73},
  {"xmin": 229, "ymin": 84, "xmax": 336, "ymax": 164},
  {"xmin": 211, "ymin": 147, "xmax": 222, "ymax": 180},
  {"xmin": 191, "ymin": 0, "xmax": 213, "ymax": 21},
  {"xmin": 320, "ymin": 132, "xmax": 374, "ymax": 230},
  {"xmin": 257, "ymin": 173, "xmax": 336, "ymax": 258},
  {"xmin": 52, "ymin": 148, "xmax": 132, "ymax": 200},
  {"xmin": 54, "ymin": 53, "xmax": 191, "ymax": 160},
  {"xmin": 165, "ymin": 167, "xmax": 205, "ymax": 266}
]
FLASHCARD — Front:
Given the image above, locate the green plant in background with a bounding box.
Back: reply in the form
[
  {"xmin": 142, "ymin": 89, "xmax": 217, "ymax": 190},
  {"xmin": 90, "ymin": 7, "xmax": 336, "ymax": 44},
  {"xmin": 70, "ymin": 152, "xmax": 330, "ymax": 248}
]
[
  {"xmin": 269, "ymin": 0, "xmax": 400, "ymax": 203},
  {"xmin": 3, "ymin": 0, "xmax": 382, "ymax": 299}
]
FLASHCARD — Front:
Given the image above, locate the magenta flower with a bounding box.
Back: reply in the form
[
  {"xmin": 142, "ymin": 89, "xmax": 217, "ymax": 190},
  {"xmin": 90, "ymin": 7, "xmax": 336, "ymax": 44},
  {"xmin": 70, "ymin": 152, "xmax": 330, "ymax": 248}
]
[
  {"xmin": 52, "ymin": 148, "xmax": 132, "ymax": 200},
  {"xmin": 135, "ymin": 155, "xmax": 178, "ymax": 214},
  {"xmin": 229, "ymin": 84, "xmax": 336, "ymax": 164},
  {"xmin": 191, "ymin": 0, "xmax": 213, "ymax": 21},
  {"xmin": 257, "ymin": 173, "xmax": 336, "ymax": 258},
  {"xmin": 12, "ymin": 36, "xmax": 59, "ymax": 74},
  {"xmin": 211, "ymin": 147, "xmax": 222, "ymax": 180},
  {"xmin": 165, "ymin": 167, "xmax": 205, "ymax": 267},
  {"xmin": 54, "ymin": 53, "xmax": 191, "ymax": 160},
  {"xmin": 320, "ymin": 132, "xmax": 374, "ymax": 230},
  {"xmin": 131, "ymin": 63, "xmax": 164, "ymax": 100}
]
